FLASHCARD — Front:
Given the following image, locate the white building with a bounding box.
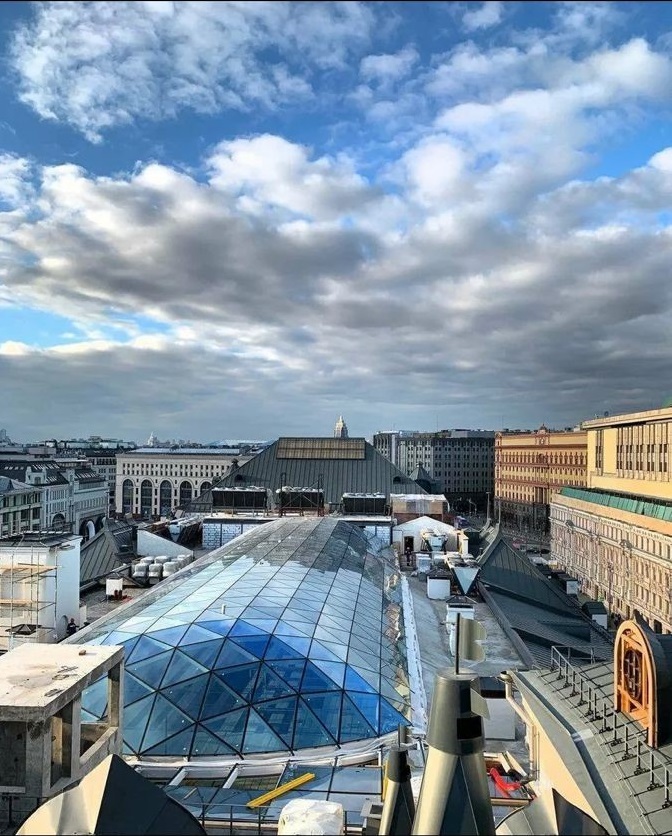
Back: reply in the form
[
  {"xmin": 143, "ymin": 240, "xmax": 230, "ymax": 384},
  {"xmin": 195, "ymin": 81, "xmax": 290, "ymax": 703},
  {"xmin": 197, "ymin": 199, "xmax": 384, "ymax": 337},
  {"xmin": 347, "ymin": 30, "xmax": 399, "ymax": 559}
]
[
  {"xmin": 0, "ymin": 458, "xmax": 108, "ymax": 540},
  {"xmin": 116, "ymin": 447, "xmax": 252, "ymax": 519},
  {"xmin": 0, "ymin": 532, "xmax": 81, "ymax": 652},
  {"xmin": 0, "ymin": 477, "xmax": 42, "ymax": 537}
]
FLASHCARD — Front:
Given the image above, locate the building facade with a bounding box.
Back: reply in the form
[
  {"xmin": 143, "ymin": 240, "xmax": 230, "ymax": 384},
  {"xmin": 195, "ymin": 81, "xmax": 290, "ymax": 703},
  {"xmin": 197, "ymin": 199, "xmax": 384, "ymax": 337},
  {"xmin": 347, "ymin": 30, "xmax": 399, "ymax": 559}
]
[
  {"xmin": 373, "ymin": 429, "xmax": 495, "ymax": 513},
  {"xmin": 495, "ymin": 426, "xmax": 588, "ymax": 532},
  {"xmin": 0, "ymin": 478, "xmax": 42, "ymax": 538},
  {"xmin": 0, "ymin": 458, "xmax": 107, "ymax": 540},
  {"xmin": 116, "ymin": 448, "xmax": 249, "ymax": 519},
  {"xmin": 551, "ymin": 406, "xmax": 672, "ymax": 633}
]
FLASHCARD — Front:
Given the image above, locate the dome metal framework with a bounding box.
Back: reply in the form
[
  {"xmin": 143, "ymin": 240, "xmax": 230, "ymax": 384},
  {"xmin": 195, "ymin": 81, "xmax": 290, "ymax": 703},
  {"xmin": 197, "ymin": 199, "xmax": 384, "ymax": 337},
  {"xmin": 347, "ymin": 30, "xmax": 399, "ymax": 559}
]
[{"xmin": 74, "ymin": 517, "xmax": 411, "ymax": 758}]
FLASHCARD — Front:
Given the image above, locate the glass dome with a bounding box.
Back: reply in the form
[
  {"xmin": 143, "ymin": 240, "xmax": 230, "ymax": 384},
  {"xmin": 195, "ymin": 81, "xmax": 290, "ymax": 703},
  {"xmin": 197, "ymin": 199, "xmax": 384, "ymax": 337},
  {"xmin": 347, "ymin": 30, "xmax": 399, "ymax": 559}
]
[{"xmin": 74, "ymin": 517, "xmax": 412, "ymax": 758}]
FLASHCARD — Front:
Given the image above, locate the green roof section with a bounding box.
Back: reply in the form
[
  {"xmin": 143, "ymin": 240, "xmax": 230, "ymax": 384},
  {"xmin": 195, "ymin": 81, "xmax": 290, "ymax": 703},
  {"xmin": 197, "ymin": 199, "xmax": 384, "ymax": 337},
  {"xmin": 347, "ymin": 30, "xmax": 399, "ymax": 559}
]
[{"xmin": 559, "ymin": 487, "xmax": 672, "ymax": 522}]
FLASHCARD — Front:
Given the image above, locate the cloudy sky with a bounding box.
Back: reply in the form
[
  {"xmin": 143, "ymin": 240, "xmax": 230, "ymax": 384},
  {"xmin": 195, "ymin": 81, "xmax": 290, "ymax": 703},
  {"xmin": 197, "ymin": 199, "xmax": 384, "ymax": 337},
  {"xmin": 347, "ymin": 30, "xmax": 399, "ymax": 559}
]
[{"xmin": 1, "ymin": 1, "xmax": 672, "ymax": 443}]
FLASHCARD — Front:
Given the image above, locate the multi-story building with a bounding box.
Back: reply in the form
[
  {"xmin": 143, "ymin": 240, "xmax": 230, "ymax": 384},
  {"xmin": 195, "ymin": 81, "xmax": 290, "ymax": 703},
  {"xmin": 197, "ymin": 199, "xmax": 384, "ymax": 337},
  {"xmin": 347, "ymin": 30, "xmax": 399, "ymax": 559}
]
[
  {"xmin": 551, "ymin": 405, "xmax": 672, "ymax": 633},
  {"xmin": 0, "ymin": 477, "xmax": 42, "ymax": 537},
  {"xmin": 373, "ymin": 429, "xmax": 495, "ymax": 513},
  {"xmin": 0, "ymin": 457, "xmax": 107, "ymax": 540},
  {"xmin": 495, "ymin": 425, "xmax": 588, "ymax": 532},
  {"xmin": 116, "ymin": 447, "xmax": 251, "ymax": 519}
]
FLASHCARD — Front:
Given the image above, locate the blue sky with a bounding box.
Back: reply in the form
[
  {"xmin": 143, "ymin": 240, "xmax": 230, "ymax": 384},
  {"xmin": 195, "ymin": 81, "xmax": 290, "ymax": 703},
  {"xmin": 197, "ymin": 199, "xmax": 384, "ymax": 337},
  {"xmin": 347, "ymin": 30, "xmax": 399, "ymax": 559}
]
[{"xmin": 1, "ymin": 1, "xmax": 672, "ymax": 442}]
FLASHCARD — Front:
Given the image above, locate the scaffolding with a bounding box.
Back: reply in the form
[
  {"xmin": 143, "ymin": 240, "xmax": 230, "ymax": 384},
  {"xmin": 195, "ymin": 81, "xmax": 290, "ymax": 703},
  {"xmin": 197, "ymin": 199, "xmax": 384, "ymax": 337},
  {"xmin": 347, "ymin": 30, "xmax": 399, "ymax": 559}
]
[{"xmin": 0, "ymin": 546, "xmax": 57, "ymax": 653}]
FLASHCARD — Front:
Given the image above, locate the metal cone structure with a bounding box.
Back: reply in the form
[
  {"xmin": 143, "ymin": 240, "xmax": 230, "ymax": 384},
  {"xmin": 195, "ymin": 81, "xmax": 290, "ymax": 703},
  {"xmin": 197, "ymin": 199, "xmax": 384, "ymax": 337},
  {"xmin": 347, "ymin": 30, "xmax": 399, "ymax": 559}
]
[
  {"xmin": 411, "ymin": 670, "xmax": 495, "ymax": 835},
  {"xmin": 379, "ymin": 745, "xmax": 416, "ymax": 835}
]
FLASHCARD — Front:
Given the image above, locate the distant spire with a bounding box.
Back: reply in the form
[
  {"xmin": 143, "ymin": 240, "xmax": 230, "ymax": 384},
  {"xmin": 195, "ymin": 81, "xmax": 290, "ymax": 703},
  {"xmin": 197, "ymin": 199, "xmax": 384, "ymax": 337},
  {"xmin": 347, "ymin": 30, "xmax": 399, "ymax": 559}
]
[
  {"xmin": 147, "ymin": 432, "xmax": 157, "ymax": 447},
  {"xmin": 334, "ymin": 415, "xmax": 349, "ymax": 438}
]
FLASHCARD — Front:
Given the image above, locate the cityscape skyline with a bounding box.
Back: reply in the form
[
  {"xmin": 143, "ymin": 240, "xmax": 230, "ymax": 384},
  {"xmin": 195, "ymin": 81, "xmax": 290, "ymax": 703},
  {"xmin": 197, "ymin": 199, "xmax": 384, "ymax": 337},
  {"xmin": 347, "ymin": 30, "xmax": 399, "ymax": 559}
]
[{"xmin": 2, "ymin": 2, "xmax": 672, "ymax": 440}]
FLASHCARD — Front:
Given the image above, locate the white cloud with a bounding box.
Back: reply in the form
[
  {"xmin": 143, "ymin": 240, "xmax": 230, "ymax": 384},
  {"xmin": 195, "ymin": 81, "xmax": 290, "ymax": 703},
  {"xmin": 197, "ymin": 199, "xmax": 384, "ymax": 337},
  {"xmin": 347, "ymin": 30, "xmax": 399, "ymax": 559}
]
[
  {"xmin": 0, "ymin": 154, "xmax": 33, "ymax": 207},
  {"xmin": 462, "ymin": 1, "xmax": 503, "ymax": 32},
  {"xmin": 360, "ymin": 46, "xmax": 419, "ymax": 84},
  {"xmin": 10, "ymin": 1, "xmax": 376, "ymax": 142},
  {"xmin": 206, "ymin": 134, "xmax": 376, "ymax": 221}
]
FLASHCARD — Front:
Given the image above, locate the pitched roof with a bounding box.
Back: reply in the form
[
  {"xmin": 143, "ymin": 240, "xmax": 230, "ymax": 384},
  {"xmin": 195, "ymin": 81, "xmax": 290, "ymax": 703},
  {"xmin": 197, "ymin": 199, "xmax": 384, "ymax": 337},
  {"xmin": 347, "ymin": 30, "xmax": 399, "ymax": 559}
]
[
  {"xmin": 478, "ymin": 534, "xmax": 612, "ymax": 667},
  {"xmin": 80, "ymin": 520, "xmax": 135, "ymax": 590},
  {"xmin": 0, "ymin": 476, "xmax": 35, "ymax": 495},
  {"xmin": 185, "ymin": 437, "xmax": 426, "ymax": 510}
]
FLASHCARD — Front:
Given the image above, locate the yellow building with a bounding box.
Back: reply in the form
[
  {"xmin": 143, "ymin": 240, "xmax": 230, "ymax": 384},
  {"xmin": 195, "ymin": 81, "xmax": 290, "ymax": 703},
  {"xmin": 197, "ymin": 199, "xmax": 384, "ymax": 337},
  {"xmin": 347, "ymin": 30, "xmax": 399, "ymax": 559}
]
[
  {"xmin": 551, "ymin": 406, "xmax": 672, "ymax": 634},
  {"xmin": 495, "ymin": 426, "xmax": 588, "ymax": 532}
]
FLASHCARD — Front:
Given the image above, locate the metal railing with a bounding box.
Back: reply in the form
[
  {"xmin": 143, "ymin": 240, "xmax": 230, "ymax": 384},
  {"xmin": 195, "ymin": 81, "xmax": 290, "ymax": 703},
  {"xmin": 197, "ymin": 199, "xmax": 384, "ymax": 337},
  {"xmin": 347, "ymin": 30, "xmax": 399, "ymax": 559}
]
[{"xmin": 549, "ymin": 646, "xmax": 672, "ymax": 823}]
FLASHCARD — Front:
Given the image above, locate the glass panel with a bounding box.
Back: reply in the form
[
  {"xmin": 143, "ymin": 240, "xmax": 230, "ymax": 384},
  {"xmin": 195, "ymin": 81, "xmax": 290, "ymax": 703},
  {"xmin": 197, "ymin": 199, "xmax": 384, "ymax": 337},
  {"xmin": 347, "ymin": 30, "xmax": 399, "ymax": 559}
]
[
  {"xmin": 301, "ymin": 662, "xmax": 340, "ymax": 693},
  {"xmin": 141, "ymin": 693, "xmax": 193, "ymax": 752},
  {"xmin": 255, "ymin": 697, "xmax": 298, "ymax": 747},
  {"xmin": 127, "ymin": 650, "xmax": 173, "ymax": 689},
  {"xmin": 267, "ymin": 659, "xmax": 307, "ymax": 691},
  {"xmin": 144, "ymin": 726, "xmax": 195, "ymax": 757},
  {"xmin": 312, "ymin": 659, "xmax": 346, "ymax": 688},
  {"xmin": 274, "ymin": 622, "xmax": 312, "ymax": 641},
  {"xmin": 192, "ymin": 726, "xmax": 237, "ymax": 756},
  {"xmin": 161, "ymin": 650, "xmax": 209, "ymax": 687},
  {"xmin": 379, "ymin": 698, "xmax": 409, "ymax": 734},
  {"xmin": 309, "ymin": 641, "xmax": 344, "ymax": 664},
  {"xmin": 230, "ymin": 634, "xmax": 271, "ymax": 659},
  {"xmin": 253, "ymin": 664, "xmax": 296, "ymax": 701},
  {"xmin": 203, "ymin": 708, "xmax": 249, "ymax": 753},
  {"xmin": 273, "ymin": 631, "xmax": 311, "ymax": 654},
  {"xmin": 81, "ymin": 677, "xmax": 107, "ymax": 718},
  {"xmin": 146, "ymin": 625, "xmax": 189, "ymax": 646},
  {"xmin": 264, "ymin": 637, "xmax": 305, "ymax": 661},
  {"xmin": 125, "ymin": 673, "xmax": 154, "ymax": 706},
  {"xmin": 127, "ymin": 635, "xmax": 173, "ymax": 664},
  {"xmin": 123, "ymin": 694, "xmax": 156, "ymax": 754},
  {"xmin": 345, "ymin": 667, "xmax": 378, "ymax": 695},
  {"xmin": 230, "ymin": 620, "xmax": 267, "ymax": 638},
  {"xmin": 242, "ymin": 709, "xmax": 288, "ymax": 754},
  {"xmin": 348, "ymin": 692, "xmax": 380, "ymax": 733},
  {"xmin": 339, "ymin": 695, "xmax": 376, "ymax": 742},
  {"xmin": 202, "ymin": 675, "xmax": 246, "ymax": 719},
  {"xmin": 223, "ymin": 663, "xmax": 261, "ymax": 700},
  {"xmin": 215, "ymin": 641, "xmax": 257, "ymax": 669},
  {"xmin": 292, "ymin": 702, "xmax": 334, "ymax": 750},
  {"xmin": 178, "ymin": 624, "xmax": 223, "ymax": 645},
  {"xmin": 162, "ymin": 675, "xmax": 209, "ymax": 720},
  {"xmin": 179, "ymin": 639, "xmax": 224, "ymax": 669},
  {"xmin": 195, "ymin": 618, "xmax": 236, "ymax": 637}
]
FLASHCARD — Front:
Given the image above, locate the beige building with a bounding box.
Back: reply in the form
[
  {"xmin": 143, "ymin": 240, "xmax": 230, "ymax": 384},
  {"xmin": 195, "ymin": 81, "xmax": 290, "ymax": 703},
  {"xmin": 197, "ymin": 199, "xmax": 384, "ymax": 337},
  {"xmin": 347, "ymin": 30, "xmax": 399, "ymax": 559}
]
[
  {"xmin": 495, "ymin": 426, "xmax": 588, "ymax": 532},
  {"xmin": 551, "ymin": 406, "xmax": 672, "ymax": 633},
  {"xmin": 0, "ymin": 477, "xmax": 42, "ymax": 537},
  {"xmin": 115, "ymin": 447, "xmax": 251, "ymax": 519}
]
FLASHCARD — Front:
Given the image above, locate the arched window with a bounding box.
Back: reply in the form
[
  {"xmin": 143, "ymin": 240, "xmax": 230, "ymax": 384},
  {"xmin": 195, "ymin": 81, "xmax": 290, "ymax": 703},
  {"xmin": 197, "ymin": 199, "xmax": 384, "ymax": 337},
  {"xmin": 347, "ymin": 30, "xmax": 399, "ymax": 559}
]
[
  {"xmin": 200, "ymin": 481, "xmax": 212, "ymax": 496},
  {"xmin": 140, "ymin": 480, "xmax": 153, "ymax": 518},
  {"xmin": 159, "ymin": 480, "xmax": 172, "ymax": 516},
  {"xmin": 179, "ymin": 481, "xmax": 193, "ymax": 505},
  {"xmin": 52, "ymin": 512, "xmax": 66, "ymax": 531},
  {"xmin": 122, "ymin": 479, "xmax": 134, "ymax": 514}
]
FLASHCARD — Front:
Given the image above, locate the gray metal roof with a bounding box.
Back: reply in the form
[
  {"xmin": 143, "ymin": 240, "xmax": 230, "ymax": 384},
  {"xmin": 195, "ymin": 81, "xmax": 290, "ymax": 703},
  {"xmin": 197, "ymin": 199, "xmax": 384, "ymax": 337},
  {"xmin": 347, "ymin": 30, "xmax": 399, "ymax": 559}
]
[
  {"xmin": 515, "ymin": 659, "xmax": 672, "ymax": 834},
  {"xmin": 80, "ymin": 520, "xmax": 135, "ymax": 590},
  {"xmin": 478, "ymin": 534, "xmax": 612, "ymax": 667},
  {"xmin": 185, "ymin": 437, "xmax": 426, "ymax": 511},
  {"xmin": 0, "ymin": 476, "xmax": 35, "ymax": 494}
]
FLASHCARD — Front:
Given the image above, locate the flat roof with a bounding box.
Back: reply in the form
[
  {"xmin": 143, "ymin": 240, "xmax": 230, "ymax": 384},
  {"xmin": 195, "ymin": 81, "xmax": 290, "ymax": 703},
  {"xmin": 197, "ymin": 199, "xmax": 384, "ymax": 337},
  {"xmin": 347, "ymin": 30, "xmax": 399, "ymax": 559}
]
[{"xmin": 0, "ymin": 643, "xmax": 123, "ymax": 717}]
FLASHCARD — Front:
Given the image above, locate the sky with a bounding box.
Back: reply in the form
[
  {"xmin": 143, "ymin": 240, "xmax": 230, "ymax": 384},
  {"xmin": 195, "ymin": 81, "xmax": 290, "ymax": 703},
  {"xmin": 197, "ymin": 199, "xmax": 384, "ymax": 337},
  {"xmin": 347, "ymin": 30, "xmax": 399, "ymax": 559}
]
[{"xmin": 2, "ymin": 1, "xmax": 672, "ymax": 443}]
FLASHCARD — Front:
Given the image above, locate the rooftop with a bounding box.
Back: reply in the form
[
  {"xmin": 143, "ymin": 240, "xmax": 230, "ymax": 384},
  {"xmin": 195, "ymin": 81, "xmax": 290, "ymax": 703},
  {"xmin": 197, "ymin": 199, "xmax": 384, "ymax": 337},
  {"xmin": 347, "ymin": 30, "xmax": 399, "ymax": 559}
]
[
  {"xmin": 513, "ymin": 652, "xmax": 672, "ymax": 835},
  {"xmin": 0, "ymin": 643, "xmax": 122, "ymax": 717}
]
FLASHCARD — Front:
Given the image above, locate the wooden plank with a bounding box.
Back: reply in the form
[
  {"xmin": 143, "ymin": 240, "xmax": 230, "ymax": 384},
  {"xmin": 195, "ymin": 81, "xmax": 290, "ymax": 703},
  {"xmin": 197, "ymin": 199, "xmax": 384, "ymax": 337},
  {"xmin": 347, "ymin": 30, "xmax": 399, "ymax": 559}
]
[{"xmin": 246, "ymin": 772, "xmax": 315, "ymax": 809}]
